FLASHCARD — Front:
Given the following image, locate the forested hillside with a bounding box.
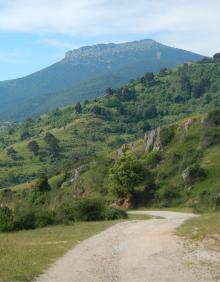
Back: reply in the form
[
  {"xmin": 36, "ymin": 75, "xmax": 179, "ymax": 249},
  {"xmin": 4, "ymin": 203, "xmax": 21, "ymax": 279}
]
[
  {"xmin": 0, "ymin": 56, "xmax": 219, "ymax": 190},
  {"xmin": 0, "ymin": 39, "xmax": 202, "ymax": 121},
  {"xmin": 0, "ymin": 55, "xmax": 220, "ymax": 234}
]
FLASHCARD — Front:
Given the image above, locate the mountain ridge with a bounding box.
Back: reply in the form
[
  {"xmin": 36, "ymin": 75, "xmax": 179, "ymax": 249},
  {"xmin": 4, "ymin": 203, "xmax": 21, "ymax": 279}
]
[{"xmin": 0, "ymin": 39, "xmax": 203, "ymax": 121}]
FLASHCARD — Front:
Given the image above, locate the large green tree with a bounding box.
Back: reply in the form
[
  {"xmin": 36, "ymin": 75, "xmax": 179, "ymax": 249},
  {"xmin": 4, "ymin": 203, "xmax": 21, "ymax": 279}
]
[{"xmin": 108, "ymin": 152, "xmax": 146, "ymax": 198}]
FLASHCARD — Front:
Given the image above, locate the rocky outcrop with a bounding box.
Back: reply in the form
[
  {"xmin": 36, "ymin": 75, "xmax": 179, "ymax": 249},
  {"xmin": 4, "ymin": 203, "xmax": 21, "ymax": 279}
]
[
  {"xmin": 184, "ymin": 119, "xmax": 193, "ymax": 132},
  {"xmin": 182, "ymin": 164, "xmax": 206, "ymax": 185},
  {"xmin": 117, "ymin": 144, "xmax": 129, "ymax": 156},
  {"xmin": 111, "ymin": 198, "xmax": 130, "ymax": 208},
  {"xmin": 144, "ymin": 128, "xmax": 162, "ymax": 152},
  {"xmin": 70, "ymin": 165, "xmax": 84, "ymax": 183},
  {"xmin": 61, "ymin": 165, "xmax": 84, "ymax": 188}
]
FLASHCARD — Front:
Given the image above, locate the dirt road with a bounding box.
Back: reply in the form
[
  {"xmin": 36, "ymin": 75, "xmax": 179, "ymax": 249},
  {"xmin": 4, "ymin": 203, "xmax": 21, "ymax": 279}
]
[{"xmin": 35, "ymin": 211, "xmax": 217, "ymax": 282}]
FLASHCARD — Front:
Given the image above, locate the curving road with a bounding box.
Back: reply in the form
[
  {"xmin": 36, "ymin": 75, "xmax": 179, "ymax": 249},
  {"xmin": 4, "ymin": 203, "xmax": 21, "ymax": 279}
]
[{"xmin": 35, "ymin": 211, "xmax": 215, "ymax": 282}]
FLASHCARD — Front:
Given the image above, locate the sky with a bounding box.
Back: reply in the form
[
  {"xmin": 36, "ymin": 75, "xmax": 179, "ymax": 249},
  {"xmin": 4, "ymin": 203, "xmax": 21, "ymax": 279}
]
[{"xmin": 0, "ymin": 0, "xmax": 220, "ymax": 81}]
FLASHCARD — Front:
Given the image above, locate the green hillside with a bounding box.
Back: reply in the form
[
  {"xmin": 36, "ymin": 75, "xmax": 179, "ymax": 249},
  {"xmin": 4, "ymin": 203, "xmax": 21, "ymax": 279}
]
[
  {"xmin": 0, "ymin": 56, "xmax": 220, "ymax": 236},
  {"xmin": 0, "ymin": 39, "xmax": 203, "ymax": 121},
  {"xmin": 0, "ymin": 57, "xmax": 219, "ymax": 190}
]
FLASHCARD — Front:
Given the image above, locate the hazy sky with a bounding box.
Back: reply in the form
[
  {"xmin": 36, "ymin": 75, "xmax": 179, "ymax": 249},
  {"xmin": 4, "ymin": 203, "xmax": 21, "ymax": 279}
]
[{"xmin": 0, "ymin": 0, "xmax": 219, "ymax": 80}]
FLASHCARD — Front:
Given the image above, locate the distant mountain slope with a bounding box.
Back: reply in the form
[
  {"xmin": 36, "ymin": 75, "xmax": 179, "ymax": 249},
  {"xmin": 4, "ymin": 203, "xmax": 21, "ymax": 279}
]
[{"xmin": 0, "ymin": 39, "xmax": 203, "ymax": 121}]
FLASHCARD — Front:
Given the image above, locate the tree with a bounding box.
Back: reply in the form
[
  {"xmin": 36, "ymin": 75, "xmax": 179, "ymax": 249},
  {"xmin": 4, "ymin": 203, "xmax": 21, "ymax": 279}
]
[
  {"xmin": 141, "ymin": 72, "xmax": 156, "ymax": 87},
  {"xmin": 213, "ymin": 53, "xmax": 220, "ymax": 62},
  {"xmin": 90, "ymin": 105, "xmax": 103, "ymax": 115},
  {"xmin": 7, "ymin": 147, "xmax": 17, "ymax": 161},
  {"xmin": 105, "ymin": 88, "xmax": 115, "ymax": 96},
  {"xmin": 144, "ymin": 104, "xmax": 157, "ymax": 119},
  {"xmin": 180, "ymin": 74, "xmax": 191, "ymax": 93},
  {"xmin": 117, "ymin": 87, "xmax": 136, "ymax": 101},
  {"xmin": 20, "ymin": 130, "xmax": 30, "ymax": 141},
  {"xmin": 192, "ymin": 78, "xmax": 210, "ymax": 98},
  {"xmin": 75, "ymin": 102, "xmax": 82, "ymax": 114},
  {"xmin": 159, "ymin": 68, "xmax": 168, "ymax": 76},
  {"xmin": 28, "ymin": 140, "xmax": 39, "ymax": 156},
  {"xmin": 44, "ymin": 132, "xmax": 60, "ymax": 159},
  {"xmin": 108, "ymin": 152, "xmax": 146, "ymax": 198},
  {"xmin": 34, "ymin": 175, "xmax": 51, "ymax": 192}
]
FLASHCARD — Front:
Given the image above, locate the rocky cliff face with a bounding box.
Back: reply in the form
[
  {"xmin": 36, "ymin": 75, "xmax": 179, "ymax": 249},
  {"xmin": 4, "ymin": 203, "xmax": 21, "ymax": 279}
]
[
  {"xmin": 63, "ymin": 39, "xmax": 158, "ymax": 63},
  {"xmin": 144, "ymin": 128, "xmax": 162, "ymax": 152}
]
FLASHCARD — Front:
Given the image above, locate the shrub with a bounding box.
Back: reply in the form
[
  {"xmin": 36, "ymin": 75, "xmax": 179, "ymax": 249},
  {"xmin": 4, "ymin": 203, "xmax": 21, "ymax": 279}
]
[
  {"xmin": 0, "ymin": 207, "xmax": 14, "ymax": 232},
  {"xmin": 56, "ymin": 201, "xmax": 77, "ymax": 222},
  {"xmin": 182, "ymin": 164, "xmax": 206, "ymax": 185},
  {"xmin": 74, "ymin": 197, "xmax": 105, "ymax": 221},
  {"xmin": 160, "ymin": 126, "xmax": 175, "ymax": 146},
  {"xmin": 13, "ymin": 209, "xmax": 36, "ymax": 230},
  {"xmin": 103, "ymin": 207, "xmax": 127, "ymax": 220},
  {"xmin": 28, "ymin": 188, "xmax": 51, "ymax": 205},
  {"xmin": 206, "ymin": 110, "xmax": 220, "ymax": 125},
  {"xmin": 194, "ymin": 188, "xmax": 220, "ymax": 212},
  {"xmin": 179, "ymin": 149, "xmax": 203, "ymax": 171},
  {"xmin": 213, "ymin": 53, "xmax": 220, "ymax": 63},
  {"xmin": 144, "ymin": 151, "xmax": 162, "ymax": 168},
  {"xmin": 155, "ymin": 186, "xmax": 181, "ymax": 207},
  {"xmin": 35, "ymin": 210, "xmax": 54, "ymax": 227},
  {"xmin": 7, "ymin": 147, "xmax": 17, "ymax": 161},
  {"xmin": 28, "ymin": 140, "xmax": 39, "ymax": 156},
  {"xmin": 35, "ymin": 175, "xmax": 51, "ymax": 192},
  {"xmin": 203, "ymin": 110, "xmax": 220, "ymax": 146}
]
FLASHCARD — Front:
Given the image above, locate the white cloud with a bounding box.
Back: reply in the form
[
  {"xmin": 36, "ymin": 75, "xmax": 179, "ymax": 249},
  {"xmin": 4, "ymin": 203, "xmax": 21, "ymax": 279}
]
[
  {"xmin": 0, "ymin": 0, "xmax": 220, "ymax": 55},
  {"xmin": 39, "ymin": 38, "xmax": 79, "ymax": 49}
]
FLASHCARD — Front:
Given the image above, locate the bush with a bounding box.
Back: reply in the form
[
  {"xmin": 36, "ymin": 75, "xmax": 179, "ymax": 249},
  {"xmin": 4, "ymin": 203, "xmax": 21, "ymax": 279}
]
[
  {"xmin": 182, "ymin": 164, "xmax": 206, "ymax": 185},
  {"xmin": 74, "ymin": 197, "xmax": 105, "ymax": 221},
  {"xmin": 13, "ymin": 209, "xmax": 36, "ymax": 230},
  {"xmin": 0, "ymin": 207, "xmax": 14, "ymax": 232},
  {"xmin": 160, "ymin": 126, "xmax": 175, "ymax": 146},
  {"xmin": 56, "ymin": 201, "xmax": 76, "ymax": 222},
  {"xmin": 193, "ymin": 188, "xmax": 220, "ymax": 212},
  {"xmin": 206, "ymin": 110, "xmax": 220, "ymax": 126},
  {"xmin": 57, "ymin": 198, "xmax": 128, "ymax": 223},
  {"xmin": 203, "ymin": 110, "xmax": 220, "ymax": 146},
  {"xmin": 144, "ymin": 151, "xmax": 162, "ymax": 168},
  {"xmin": 35, "ymin": 175, "xmax": 51, "ymax": 192},
  {"xmin": 35, "ymin": 210, "xmax": 54, "ymax": 227},
  {"xmin": 155, "ymin": 186, "xmax": 181, "ymax": 207},
  {"xmin": 102, "ymin": 207, "xmax": 127, "ymax": 220},
  {"xmin": 28, "ymin": 188, "xmax": 51, "ymax": 205}
]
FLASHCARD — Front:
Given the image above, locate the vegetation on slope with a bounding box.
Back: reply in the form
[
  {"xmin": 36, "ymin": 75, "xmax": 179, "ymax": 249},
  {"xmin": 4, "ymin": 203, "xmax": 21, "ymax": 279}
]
[
  {"xmin": 0, "ymin": 56, "xmax": 220, "ymax": 233},
  {"xmin": 0, "ymin": 57, "xmax": 220, "ymax": 190}
]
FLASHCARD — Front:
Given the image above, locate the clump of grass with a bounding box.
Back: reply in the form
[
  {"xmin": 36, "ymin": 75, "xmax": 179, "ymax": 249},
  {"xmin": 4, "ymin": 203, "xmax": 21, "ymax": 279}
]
[{"xmin": 177, "ymin": 212, "xmax": 220, "ymax": 251}]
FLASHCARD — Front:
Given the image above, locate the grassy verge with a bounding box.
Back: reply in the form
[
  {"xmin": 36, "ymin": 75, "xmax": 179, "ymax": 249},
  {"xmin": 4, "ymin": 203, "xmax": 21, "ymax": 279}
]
[
  {"xmin": 177, "ymin": 212, "xmax": 220, "ymax": 251},
  {"xmin": 133, "ymin": 207, "xmax": 195, "ymax": 213},
  {"xmin": 0, "ymin": 214, "xmax": 151, "ymax": 282}
]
